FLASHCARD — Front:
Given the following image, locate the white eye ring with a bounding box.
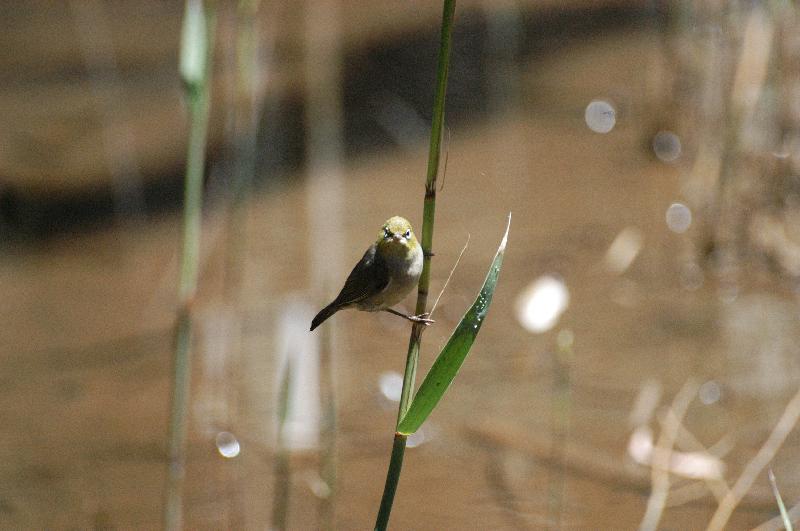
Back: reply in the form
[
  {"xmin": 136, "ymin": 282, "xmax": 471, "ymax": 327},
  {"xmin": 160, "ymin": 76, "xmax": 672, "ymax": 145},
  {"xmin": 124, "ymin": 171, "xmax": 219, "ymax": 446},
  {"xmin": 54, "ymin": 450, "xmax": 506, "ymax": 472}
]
[
  {"xmin": 404, "ymin": 229, "xmax": 411, "ymax": 238},
  {"xmin": 384, "ymin": 228, "xmax": 391, "ymax": 239}
]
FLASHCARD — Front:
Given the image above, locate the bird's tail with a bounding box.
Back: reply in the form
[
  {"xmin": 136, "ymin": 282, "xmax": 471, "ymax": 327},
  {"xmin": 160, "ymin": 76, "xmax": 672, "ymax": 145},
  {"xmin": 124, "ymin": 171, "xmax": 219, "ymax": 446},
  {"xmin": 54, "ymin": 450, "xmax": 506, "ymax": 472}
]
[{"xmin": 310, "ymin": 304, "xmax": 339, "ymax": 331}]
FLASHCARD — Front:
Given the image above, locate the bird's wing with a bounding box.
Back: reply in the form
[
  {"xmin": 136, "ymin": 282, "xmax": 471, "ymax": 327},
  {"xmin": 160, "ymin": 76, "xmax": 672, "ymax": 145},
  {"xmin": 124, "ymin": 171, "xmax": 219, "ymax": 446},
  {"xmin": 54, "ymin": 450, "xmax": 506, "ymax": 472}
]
[{"xmin": 331, "ymin": 244, "xmax": 390, "ymax": 307}]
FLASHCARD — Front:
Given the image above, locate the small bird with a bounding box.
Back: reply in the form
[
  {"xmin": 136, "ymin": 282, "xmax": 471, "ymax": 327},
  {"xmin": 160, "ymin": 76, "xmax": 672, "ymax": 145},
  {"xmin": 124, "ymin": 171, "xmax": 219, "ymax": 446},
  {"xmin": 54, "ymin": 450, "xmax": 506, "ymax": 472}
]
[{"xmin": 310, "ymin": 216, "xmax": 433, "ymax": 331}]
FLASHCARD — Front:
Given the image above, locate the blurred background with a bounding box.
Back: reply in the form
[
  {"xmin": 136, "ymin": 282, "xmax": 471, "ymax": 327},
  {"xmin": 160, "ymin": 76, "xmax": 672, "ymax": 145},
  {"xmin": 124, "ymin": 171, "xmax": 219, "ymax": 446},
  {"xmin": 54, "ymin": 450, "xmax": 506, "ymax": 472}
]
[{"xmin": 4, "ymin": 0, "xmax": 800, "ymax": 529}]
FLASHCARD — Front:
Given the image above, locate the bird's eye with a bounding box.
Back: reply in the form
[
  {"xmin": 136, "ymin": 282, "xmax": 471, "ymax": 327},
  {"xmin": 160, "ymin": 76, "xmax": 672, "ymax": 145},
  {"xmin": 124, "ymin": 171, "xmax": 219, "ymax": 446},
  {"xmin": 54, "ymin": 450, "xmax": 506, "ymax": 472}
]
[
  {"xmin": 404, "ymin": 229, "xmax": 411, "ymax": 238},
  {"xmin": 384, "ymin": 228, "xmax": 391, "ymax": 239}
]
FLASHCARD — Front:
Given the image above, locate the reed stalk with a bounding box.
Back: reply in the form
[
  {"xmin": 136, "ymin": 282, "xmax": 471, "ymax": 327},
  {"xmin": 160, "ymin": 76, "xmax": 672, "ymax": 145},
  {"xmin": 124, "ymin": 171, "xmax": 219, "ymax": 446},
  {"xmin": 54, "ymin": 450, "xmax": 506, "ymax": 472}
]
[
  {"xmin": 374, "ymin": 1, "xmax": 456, "ymax": 529},
  {"xmin": 271, "ymin": 359, "xmax": 293, "ymax": 531},
  {"xmin": 164, "ymin": 1, "xmax": 215, "ymax": 529},
  {"xmin": 303, "ymin": 0, "xmax": 345, "ymax": 527}
]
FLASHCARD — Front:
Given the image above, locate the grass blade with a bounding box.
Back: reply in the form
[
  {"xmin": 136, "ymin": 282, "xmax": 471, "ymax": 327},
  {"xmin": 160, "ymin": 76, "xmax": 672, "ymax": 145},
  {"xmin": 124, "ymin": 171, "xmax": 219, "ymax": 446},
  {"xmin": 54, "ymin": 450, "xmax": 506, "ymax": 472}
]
[
  {"xmin": 397, "ymin": 214, "xmax": 510, "ymax": 435},
  {"xmin": 769, "ymin": 468, "xmax": 793, "ymax": 531}
]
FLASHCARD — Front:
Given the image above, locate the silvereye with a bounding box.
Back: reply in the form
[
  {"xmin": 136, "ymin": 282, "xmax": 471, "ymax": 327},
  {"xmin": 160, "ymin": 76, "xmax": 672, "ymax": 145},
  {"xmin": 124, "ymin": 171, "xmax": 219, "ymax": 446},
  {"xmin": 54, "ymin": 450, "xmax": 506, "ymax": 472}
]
[{"xmin": 310, "ymin": 216, "xmax": 433, "ymax": 331}]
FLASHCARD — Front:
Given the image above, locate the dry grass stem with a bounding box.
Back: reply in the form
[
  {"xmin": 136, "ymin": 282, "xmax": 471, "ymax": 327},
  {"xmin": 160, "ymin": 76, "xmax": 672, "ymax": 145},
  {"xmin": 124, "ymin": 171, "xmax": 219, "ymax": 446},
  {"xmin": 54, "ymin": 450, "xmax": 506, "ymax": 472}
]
[
  {"xmin": 706, "ymin": 388, "xmax": 800, "ymax": 531},
  {"xmin": 466, "ymin": 419, "xmax": 778, "ymax": 509},
  {"xmin": 429, "ymin": 234, "xmax": 470, "ymax": 317},
  {"xmin": 665, "ymin": 419, "xmax": 731, "ymax": 502},
  {"xmin": 639, "ymin": 380, "xmax": 699, "ymax": 531}
]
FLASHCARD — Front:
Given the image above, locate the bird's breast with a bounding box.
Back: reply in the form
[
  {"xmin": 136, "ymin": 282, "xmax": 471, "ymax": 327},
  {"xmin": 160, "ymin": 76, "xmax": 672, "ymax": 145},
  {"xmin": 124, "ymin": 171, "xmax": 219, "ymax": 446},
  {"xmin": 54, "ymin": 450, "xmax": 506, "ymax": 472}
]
[{"xmin": 358, "ymin": 245, "xmax": 422, "ymax": 311}]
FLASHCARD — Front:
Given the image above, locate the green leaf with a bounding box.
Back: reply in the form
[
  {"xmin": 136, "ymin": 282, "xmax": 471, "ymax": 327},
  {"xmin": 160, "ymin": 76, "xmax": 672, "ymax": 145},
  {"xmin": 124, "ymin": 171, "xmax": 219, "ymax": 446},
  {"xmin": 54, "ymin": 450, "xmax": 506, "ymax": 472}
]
[{"xmin": 397, "ymin": 214, "xmax": 511, "ymax": 435}]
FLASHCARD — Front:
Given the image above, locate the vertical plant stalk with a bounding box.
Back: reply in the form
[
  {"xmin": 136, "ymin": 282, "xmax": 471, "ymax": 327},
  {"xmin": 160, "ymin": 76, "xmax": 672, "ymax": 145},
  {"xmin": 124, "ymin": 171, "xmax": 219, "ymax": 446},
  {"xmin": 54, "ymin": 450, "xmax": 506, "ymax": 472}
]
[
  {"xmin": 164, "ymin": 1, "xmax": 216, "ymax": 529},
  {"xmin": 225, "ymin": 0, "xmax": 263, "ymax": 294},
  {"xmin": 271, "ymin": 359, "xmax": 293, "ymax": 531},
  {"xmin": 223, "ymin": 4, "xmax": 263, "ymax": 527},
  {"xmin": 318, "ymin": 324, "xmax": 338, "ymax": 530},
  {"xmin": 303, "ymin": 0, "xmax": 345, "ymax": 527},
  {"xmin": 374, "ymin": 1, "xmax": 456, "ymax": 530},
  {"xmin": 639, "ymin": 380, "xmax": 698, "ymax": 531},
  {"xmin": 547, "ymin": 335, "xmax": 573, "ymax": 529}
]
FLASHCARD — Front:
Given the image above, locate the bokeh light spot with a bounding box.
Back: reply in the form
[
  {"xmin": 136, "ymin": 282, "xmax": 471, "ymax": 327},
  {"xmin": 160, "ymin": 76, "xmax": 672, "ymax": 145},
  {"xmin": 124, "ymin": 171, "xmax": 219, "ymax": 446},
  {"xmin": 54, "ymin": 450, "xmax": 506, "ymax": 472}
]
[
  {"xmin": 652, "ymin": 131, "xmax": 682, "ymax": 162},
  {"xmin": 666, "ymin": 202, "xmax": 692, "ymax": 233},
  {"xmin": 308, "ymin": 475, "xmax": 332, "ymax": 499},
  {"xmin": 379, "ymin": 371, "xmax": 403, "ymax": 402},
  {"xmin": 584, "ymin": 100, "xmax": 616, "ymax": 133},
  {"xmin": 407, "ymin": 428, "xmax": 428, "ymax": 448},
  {"xmin": 215, "ymin": 431, "xmax": 241, "ymax": 458},
  {"xmin": 699, "ymin": 380, "xmax": 722, "ymax": 405},
  {"xmin": 515, "ymin": 275, "xmax": 570, "ymax": 333},
  {"xmin": 604, "ymin": 227, "xmax": 643, "ymax": 273}
]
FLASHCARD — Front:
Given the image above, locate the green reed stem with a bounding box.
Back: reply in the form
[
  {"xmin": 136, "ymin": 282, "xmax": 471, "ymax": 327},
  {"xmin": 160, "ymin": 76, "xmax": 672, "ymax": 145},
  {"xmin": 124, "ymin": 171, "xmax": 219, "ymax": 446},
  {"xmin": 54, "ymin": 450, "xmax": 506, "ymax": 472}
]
[
  {"xmin": 164, "ymin": 1, "xmax": 215, "ymax": 529},
  {"xmin": 375, "ymin": 1, "xmax": 456, "ymax": 529},
  {"xmin": 165, "ymin": 310, "xmax": 193, "ymax": 531},
  {"xmin": 375, "ymin": 433, "xmax": 408, "ymax": 529}
]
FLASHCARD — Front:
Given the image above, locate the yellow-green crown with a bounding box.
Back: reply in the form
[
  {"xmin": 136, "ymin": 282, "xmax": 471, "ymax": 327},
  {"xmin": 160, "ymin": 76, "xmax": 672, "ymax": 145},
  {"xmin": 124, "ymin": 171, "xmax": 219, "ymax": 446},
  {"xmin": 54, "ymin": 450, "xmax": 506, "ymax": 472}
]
[{"xmin": 380, "ymin": 216, "xmax": 413, "ymax": 238}]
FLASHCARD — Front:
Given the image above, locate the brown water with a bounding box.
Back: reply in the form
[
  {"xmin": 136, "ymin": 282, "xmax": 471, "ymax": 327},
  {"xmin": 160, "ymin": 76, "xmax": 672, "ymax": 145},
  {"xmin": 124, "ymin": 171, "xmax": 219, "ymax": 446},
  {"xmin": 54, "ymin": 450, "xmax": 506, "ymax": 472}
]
[{"xmin": 3, "ymin": 29, "xmax": 800, "ymax": 530}]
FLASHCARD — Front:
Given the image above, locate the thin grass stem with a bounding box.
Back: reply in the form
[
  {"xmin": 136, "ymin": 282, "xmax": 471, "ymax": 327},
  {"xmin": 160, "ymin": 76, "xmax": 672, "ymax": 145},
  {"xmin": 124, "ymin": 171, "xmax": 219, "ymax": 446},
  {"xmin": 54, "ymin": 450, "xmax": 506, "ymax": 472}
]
[
  {"xmin": 768, "ymin": 468, "xmax": 793, "ymax": 531},
  {"xmin": 547, "ymin": 334, "xmax": 574, "ymax": 529},
  {"xmin": 164, "ymin": 1, "xmax": 216, "ymax": 529},
  {"xmin": 303, "ymin": 0, "xmax": 345, "ymax": 527},
  {"xmin": 429, "ymin": 234, "xmax": 469, "ymax": 316},
  {"xmin": 271, "ymin": 359, "xmax": 293, "ymax": 531}
]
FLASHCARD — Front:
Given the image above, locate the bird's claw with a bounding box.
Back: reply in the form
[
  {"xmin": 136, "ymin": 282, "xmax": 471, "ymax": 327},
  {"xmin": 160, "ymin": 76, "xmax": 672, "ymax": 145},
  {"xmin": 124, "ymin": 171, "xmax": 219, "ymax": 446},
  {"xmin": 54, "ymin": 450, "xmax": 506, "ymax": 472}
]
[{"xmin": 409, "ymin": 313, "xmax": 434, "ymax": 326}]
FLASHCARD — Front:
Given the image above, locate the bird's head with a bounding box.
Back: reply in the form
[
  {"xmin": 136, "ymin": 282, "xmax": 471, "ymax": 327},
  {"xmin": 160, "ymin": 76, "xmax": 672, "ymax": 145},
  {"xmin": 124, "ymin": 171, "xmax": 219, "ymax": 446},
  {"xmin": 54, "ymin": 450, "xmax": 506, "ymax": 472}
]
[{"xmin": 376, "ymin": 216, "xmax": 419, "ymax": 257}]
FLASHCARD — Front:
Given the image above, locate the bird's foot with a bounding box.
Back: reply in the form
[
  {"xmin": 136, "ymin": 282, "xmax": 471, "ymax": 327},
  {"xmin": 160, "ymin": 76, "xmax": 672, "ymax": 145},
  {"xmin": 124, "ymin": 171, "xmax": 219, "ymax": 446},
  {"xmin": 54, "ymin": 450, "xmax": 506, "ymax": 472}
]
[
  {"xmin": 384, "ymin": 308, "xmax": 435, "ymax": 326},
  {"xmin": 408, "ymin": 312, "xmax": 434, "ymax": 326}
]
